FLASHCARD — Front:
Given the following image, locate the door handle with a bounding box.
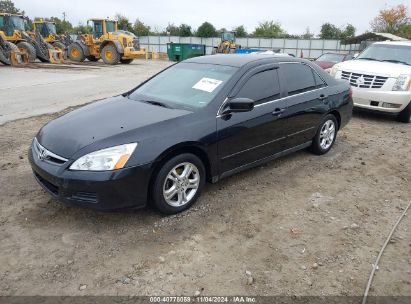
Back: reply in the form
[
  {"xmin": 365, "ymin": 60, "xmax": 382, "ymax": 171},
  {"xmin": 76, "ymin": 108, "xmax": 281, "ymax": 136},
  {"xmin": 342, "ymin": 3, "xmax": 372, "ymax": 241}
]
[
  {"xmin": 272, "ymin": 108, "xmax": 285, "ymax": 116},
  {"xmin": 318, "ymin": 94, "xmax": 328, "ymax": 101}
]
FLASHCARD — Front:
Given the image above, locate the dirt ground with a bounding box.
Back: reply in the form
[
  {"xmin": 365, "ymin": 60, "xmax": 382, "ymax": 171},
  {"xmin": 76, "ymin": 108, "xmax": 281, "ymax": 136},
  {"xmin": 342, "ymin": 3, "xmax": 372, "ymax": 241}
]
[{"xmin": 0, "ymin": 104, "xmax": 410, "ymax": 297}]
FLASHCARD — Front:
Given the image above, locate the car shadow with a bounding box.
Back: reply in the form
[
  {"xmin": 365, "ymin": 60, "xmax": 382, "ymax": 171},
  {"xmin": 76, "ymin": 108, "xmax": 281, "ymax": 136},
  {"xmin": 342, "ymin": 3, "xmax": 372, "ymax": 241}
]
[{"xmin": 353, "ymin": 108, "xmax": 399, "ymax": 124}]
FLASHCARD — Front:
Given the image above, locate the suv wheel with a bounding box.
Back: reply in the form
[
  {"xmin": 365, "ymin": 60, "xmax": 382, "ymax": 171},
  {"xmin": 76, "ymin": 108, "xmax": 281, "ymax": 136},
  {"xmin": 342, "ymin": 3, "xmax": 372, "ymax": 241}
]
[
  {"xmin": 310, "ymin": 114, "xmax": 338, "ymax": 155},
  {"xmin": 152, "ymin": 154, "xmax": 205, "ymax": 214}
]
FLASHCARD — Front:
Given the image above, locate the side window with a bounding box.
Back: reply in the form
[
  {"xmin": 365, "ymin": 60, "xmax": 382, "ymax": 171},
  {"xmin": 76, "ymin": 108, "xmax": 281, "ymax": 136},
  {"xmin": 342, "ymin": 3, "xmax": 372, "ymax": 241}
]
[
  {"xmin": 0, "ymin": 16, "xmax": 3, "ymax": 30},
  {"xmin": 236, "ymin": 69, "xmax": 280, "ymax": 105},
  {"xmin": 313, "ymin": 71, "xmax": 326, "ymax": 88},
  {"xmin": 280, "ymin": 63, "xmax": 317, "ymax": 96}
]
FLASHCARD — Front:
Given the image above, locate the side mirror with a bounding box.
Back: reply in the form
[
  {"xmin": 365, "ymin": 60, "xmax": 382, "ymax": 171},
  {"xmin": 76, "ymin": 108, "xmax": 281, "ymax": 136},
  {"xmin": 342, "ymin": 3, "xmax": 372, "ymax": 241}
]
[
  {"xmin": 224, "ymin": 98, "xmax": 254, "ymax": 114},
  {"xmin": 353, "ymin": 53, "xmax": 359, "ymax": 59}
]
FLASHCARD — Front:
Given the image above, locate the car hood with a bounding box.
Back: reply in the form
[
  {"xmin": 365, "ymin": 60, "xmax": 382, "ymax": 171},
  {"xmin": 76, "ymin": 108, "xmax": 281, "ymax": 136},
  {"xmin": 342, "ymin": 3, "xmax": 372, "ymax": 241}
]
[
  {"xmin": 314, "ymin": 61, "xmax": 335, "ymax": 69},
  {"xmin": 334, "ymin": 59, "xmax": 411, "ymax": 77},
  {"xmin": 37, "ymin": 95, "xmax": 191, "ymax": 158}
]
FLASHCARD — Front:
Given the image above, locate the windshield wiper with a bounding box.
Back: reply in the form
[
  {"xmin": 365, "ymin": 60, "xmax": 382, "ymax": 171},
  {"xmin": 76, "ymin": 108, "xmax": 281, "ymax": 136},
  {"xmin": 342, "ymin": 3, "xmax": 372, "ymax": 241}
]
[{"xmin": 380, "ymin": 59, "xmax": 411, "ymax": 66}]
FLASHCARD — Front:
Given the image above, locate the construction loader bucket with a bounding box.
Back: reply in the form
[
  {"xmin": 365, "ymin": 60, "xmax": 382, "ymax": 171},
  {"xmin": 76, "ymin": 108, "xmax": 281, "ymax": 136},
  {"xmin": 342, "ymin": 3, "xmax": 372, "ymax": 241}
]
[
  {"xmin": 10, "ymin": 49, "xmax": 29, "ymax": 66},
  {"xmin": 48, "ymin": 48, "xmax": 65, "ymax": 64}
]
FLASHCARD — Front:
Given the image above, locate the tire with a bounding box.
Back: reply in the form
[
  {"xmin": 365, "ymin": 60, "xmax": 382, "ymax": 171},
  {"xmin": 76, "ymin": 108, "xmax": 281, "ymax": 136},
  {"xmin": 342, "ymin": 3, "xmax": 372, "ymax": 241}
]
[
  {"xmin": 16, "ymin": 41, "xmax": 36, "ymax": 62},
  {"xmin": 101, "ymin": 44, "xmax": 120, "ymax": 65},
  {"xmin": 120, "ymin": 58, "xmax": 133, "ymax": 64},
  {"xmin": 310, "ymin": 114, "xmax": 338, "ymax": 155},
  {"xmin": 52, "ymin": 41, "xmax": 67, "ymax": 59},
  {"xmin": 86, "ymin": 55, "xmax": 99, "ymax": 62},
  {"xmin": 0, "ymin": 42, "xmax": 18, "ymax": 65},
  {"xmin": 152, "ymin": 153, "xmax": 206, "ymax": 215},
  {"xmin": 68, "ymin": 43, "xmax": 85, "ymax": 62},
  {"xmin": 398, "ymin": 102, "xmax": 411, "ymax": 123}
]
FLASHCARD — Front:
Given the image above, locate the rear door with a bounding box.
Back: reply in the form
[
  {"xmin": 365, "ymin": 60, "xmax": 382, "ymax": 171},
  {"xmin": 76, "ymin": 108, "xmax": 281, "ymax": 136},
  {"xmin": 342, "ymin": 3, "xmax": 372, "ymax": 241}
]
[
  {"xmin": 217, "ymin": 64, "xmax": 289, "ymax": 175},
  {"xmin": 277, "ymin": 62, "xmax": 328, "ymax": 149}
]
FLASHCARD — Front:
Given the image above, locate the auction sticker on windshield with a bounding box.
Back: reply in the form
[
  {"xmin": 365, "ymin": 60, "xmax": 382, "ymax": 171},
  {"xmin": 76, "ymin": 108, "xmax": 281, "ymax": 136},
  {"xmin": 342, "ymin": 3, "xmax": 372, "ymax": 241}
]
[{"xmin": 192, "ymin": 78, "xmax": 223, "ymax": 93}]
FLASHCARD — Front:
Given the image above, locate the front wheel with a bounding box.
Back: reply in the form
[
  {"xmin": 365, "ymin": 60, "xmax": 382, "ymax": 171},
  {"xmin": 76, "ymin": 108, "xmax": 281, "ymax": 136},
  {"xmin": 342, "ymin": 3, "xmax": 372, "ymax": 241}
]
[
  {"xmin": 152, "ymin": 154, "xmax": 205, "ymax": 214},
  {"xmin": 68, "ymin": 43, "xmax": 85, "ymax": 62},
  {"xmin": 310, "ymin": 114, "xmax": 338, "ymax": 155},
  {"xmin": 398, "ymin": 102, "xmax": 411, "ymax": 123},
  {"xmin": 101, "ymin": 44, "xmax": 120, "ymax": 65}
]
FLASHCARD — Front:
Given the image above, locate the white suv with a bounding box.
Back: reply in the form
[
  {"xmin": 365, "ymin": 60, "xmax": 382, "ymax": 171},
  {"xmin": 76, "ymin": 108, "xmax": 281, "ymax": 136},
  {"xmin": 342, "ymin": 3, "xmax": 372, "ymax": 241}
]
[{"xmin": 330, "ymin": 41, "xmax": 411, "ymax": 123}]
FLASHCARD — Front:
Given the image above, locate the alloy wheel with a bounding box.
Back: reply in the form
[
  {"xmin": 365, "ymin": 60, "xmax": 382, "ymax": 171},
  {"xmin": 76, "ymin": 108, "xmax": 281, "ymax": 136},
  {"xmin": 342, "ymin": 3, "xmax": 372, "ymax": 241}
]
[{"xmin": 319, "ymin": 120, "xmax": 336, "ymax": 150}]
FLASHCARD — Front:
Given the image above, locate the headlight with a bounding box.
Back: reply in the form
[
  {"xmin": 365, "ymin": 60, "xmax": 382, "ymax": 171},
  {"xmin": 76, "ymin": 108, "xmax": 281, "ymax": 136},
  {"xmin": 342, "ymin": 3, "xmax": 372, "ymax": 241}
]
[
  {"xmin": 392, "ymin": 74, "xmax": 411, "ymax": 91},
  {"xmin": 329, "ymin": 65, "xmax": 340, "ymax": 77},
  {"xmin": 70, "ymin": 143, "xmax": 137, "ymax": 171}
]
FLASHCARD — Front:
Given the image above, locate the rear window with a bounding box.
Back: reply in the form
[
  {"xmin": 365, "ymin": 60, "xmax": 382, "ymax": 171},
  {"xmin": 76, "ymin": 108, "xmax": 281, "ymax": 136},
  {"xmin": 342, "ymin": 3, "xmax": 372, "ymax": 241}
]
[{"xmin": 280, "ymin": 63, "xmax": 317, "ymax": 96}]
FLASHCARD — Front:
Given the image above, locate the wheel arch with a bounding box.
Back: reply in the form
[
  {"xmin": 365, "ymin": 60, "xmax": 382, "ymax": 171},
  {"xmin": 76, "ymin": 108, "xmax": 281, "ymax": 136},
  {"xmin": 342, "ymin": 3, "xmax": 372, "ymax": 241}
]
[
  {"xmin": 327, "ymin": 110, "xmax": 341, "ymax": 130},
  {"xmin": 147, "ymin": 143, "xmax": 213, "ymax": 201}
]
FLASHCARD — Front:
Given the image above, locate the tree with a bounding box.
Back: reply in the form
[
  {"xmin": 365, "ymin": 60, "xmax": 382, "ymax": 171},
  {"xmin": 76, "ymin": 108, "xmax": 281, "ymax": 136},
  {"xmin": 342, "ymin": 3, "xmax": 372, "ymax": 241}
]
[
  {"xmin": 178, "ymin": 24, "xmax": 192, "ymax": 37},
  {"xmin": 319, "ymin": 23, "xmax": 341, "ymax": 39},
  {"xmin": 116, "ymin": 14, "xmax": 133, "ymax": 32},
  {"xmin": 233, "ymin": 25, "xmax": 247, "ymax": 38},
  {"xmin": 253, "ymin": 21, "xmax": 285, "ymax": 38},
  {"xmin": 0, "ymin": 0, "xmax": 24, "ymax": 14},
  {"xmin": 196, "ymin": 22, "xmax": 217, "ymax": 37},
  {"xmin": 133, "ymin": 19, "xmax": 151, "ymax": 36},
  {"xmin": 301, "ymin": 27, "xmax": 314, "ymax": 39},
  {"xmin": 165, "ymin": 23, "xmax": 179, "ymax": 36},
  {"xmin": 371, "ymin": 4, "xmax": 410, "ymax": 33},
  {"xmin": 340, "ymin": 24, "xmax": 356, "ymax": 40},
  {"xmin": 73, "ymin": 22, "xmax": 92, "ymax": 34},
  {"xmin": 398, "ymin": 23, "xmax": 411, "ymax": 39}
]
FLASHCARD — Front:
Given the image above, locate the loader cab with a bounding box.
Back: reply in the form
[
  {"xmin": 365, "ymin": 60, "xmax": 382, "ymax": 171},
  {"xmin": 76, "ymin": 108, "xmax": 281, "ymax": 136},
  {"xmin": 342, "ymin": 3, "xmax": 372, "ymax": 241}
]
[
  {"xmin": 34, "ymin": 21, "xmax": 57, "ymax": 38},
  {"xmin": 221, "ymin": 31, "xmax": 236, "ymax": 43},
  {"xmin": 1, "ymin": 14, "xmax": 25, "ymax": 36},
  {"xmin": 89, "ymin": 19, "xmax": 118, "ymax": 39}
]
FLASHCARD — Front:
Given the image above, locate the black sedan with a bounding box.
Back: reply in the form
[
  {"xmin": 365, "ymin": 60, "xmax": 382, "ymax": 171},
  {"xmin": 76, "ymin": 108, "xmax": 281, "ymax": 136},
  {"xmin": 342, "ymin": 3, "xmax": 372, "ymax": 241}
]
[{"xmin": 29, "ymin": 54, "xmax": 353, "ymax": 214}]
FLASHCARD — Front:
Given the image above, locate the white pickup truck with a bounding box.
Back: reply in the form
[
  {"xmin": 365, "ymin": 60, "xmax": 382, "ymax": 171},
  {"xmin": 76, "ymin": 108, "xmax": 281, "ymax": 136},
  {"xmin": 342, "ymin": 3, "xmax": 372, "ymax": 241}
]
[{"xmin": 330, "ymin": 41, "xmax": 411, "ymax": 123}]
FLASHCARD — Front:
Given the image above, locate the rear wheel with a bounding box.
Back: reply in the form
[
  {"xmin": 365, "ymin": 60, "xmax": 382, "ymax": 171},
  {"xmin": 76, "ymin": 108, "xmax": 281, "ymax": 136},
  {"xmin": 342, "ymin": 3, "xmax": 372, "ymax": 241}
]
[
  {"xmin": 86, "ymin": 55, "xmax": 99, "ymax": 62},
  {"xmin": 68, "ymin": 43, "xmax": 85, "ymax": 62},
  {"xmin": 152, "ymin": 154, "xmax": 205, "ymax": 214},
  {"xmin": 0, "ymin": 42, "xmax": 18, "ymax": 65},
  {"xmin": 310, "ymin": 114, "xmax": 338, "ymax": 155},
  {"xmin": 398, "ymin": 102, "xmax": 411, "ymax": 123},
  {"xmin": 120, "ymin": 58, "xmax": 133, "ymax": 64},
  {"xmin": 16, "ymin": 41, "xmax": 36, "ymax": 62},
  {"xmin": 101, "ymin": 44, "xmax": 120, "ymax": 65}
]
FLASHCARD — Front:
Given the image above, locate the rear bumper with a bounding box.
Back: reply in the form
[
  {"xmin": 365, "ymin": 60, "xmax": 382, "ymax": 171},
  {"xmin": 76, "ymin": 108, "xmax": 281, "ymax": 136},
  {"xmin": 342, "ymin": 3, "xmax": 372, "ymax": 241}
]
[
  {"xmin": 352, "ymin": 87, "xmax": 411, "ymax": 113},
  {"xmin": 28, "ymin": 146, "xmax": 153, "ymax": 210}
]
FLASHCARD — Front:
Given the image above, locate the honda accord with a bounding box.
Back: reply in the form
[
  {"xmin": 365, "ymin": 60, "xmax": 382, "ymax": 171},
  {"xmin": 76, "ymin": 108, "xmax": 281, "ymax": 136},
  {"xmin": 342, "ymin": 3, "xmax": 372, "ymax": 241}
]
[{"xmin": 29, "ymin": 54, "xmax": 353, "ymax": 214}]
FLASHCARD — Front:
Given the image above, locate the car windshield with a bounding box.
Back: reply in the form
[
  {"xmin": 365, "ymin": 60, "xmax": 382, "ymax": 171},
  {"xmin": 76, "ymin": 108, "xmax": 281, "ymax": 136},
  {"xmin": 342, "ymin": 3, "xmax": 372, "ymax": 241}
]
[
  {"xmin": 10, "ymin": 16, "xmax": 25, "ymax": 31},
  {"xmin": 106, "ymin": 21, "xmax": 116, "ymax": 33},
  {"xmin": 316, "ymin": 53, "xmax": 345, "ymax": 63},
  {"xmin": 357, "ymin": 44, "xmax": 411, "ymax": 65},
  {"xmin": 128, "ymin": 62, "xmax": 238, "ymax": 109}
]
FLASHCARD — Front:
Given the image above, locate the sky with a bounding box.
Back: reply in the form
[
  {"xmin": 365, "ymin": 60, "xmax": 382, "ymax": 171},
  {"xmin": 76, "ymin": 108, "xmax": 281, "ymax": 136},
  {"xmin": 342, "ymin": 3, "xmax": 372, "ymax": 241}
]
[{"xmin": 13, "ymin": 0, "xmax": 409, "ymax": 36}]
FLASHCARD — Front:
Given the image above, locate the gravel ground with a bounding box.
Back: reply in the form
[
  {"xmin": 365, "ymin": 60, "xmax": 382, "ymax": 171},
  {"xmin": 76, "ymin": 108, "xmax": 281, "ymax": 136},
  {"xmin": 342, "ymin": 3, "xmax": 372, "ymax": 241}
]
[{"xmin": 0, "ymin": 97, "xmax": 410, "ymax": 297}]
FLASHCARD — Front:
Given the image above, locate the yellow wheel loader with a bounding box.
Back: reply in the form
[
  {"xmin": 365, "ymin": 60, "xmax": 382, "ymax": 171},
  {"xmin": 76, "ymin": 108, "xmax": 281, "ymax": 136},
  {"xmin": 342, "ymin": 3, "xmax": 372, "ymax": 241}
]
[
  {"xmin": 33, "ymin": 19, "xmax": 73, "ymax": 58},
  {"xmin": 68, "ymin": 18, "xmax": 145, "ymax": 65},
  {"xmin": 0, "ymin": 31, "xmax": 28, "ymax": 65},
  {"xmin": 213, "ymin": 31, "xmax": 241, "ymax": 54},
  {"xmin": 0, "ymin": 13, "xmax": 64, "ymax": 63}
]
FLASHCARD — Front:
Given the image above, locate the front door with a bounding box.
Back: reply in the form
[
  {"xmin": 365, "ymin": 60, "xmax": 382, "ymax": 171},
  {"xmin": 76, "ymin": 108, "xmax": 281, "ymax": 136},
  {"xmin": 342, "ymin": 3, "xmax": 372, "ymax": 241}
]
[{"xmin": 217, "ymin": 65, "xmax": 288, "ymax": 175}]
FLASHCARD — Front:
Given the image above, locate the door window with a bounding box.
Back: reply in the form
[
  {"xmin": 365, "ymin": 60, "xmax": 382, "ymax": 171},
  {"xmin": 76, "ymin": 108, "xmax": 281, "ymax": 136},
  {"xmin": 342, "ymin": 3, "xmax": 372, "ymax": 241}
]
[
  {"xmin": 280, "ymin": 63, "xmax": 317, "ymax": 96},
  {"xmin": 0, "ymin": 16, "xmax": 4, "ymax": 30},
  {"xmin": 235, "ymin": 69, "xmax": 280, "ymax": 105}
]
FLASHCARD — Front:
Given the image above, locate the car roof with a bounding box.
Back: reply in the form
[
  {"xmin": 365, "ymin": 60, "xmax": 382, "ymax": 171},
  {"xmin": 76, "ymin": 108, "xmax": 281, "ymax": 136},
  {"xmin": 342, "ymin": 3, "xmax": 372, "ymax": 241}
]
[
  {"xmin": 185, "ymin": 54, "xmax": 304, "ymax": 67},
  {"xmin": 374, "ymin": 40, "xmax": 411, "ymax": 47}
]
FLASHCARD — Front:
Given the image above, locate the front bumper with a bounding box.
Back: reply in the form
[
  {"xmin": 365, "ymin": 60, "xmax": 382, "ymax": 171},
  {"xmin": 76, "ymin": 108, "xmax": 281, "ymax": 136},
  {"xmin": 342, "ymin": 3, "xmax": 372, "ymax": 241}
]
[
  {"xmin": 352, "ymin": 86, "xmax": 411, "ymax": 113},
  {"xmin": 123, "ymin": 47, "xmax": 146, "ymax": 59},
  {"xmin": 28, "ymin": 146, "xmax": 153, "ymax": 210}
]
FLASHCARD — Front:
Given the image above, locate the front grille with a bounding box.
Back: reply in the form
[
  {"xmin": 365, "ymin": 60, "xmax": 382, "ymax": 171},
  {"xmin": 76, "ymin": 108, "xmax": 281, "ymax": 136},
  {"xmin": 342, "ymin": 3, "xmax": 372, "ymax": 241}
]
[
  {"xmin": 33, "ymin": 138, "xmax": 68, "ymax": 165},
  {"xmin": 341, "ymin": 71, "xmax": 388, "ymax": 89},
  {"xmin": 35, "ymin": 172, "xmax": 59, "ymax": 195},
  {"xmin": 132, "ymin": 38, "xmax": 140, "ymax": 50}
]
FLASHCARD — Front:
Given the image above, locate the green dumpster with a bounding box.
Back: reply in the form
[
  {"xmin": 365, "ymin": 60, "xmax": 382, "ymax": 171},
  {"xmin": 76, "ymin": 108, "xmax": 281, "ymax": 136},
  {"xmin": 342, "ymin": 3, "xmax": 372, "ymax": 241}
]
[{"xmin": 167, "ymin": 43, "xmax": 206, "ymax": 62}]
